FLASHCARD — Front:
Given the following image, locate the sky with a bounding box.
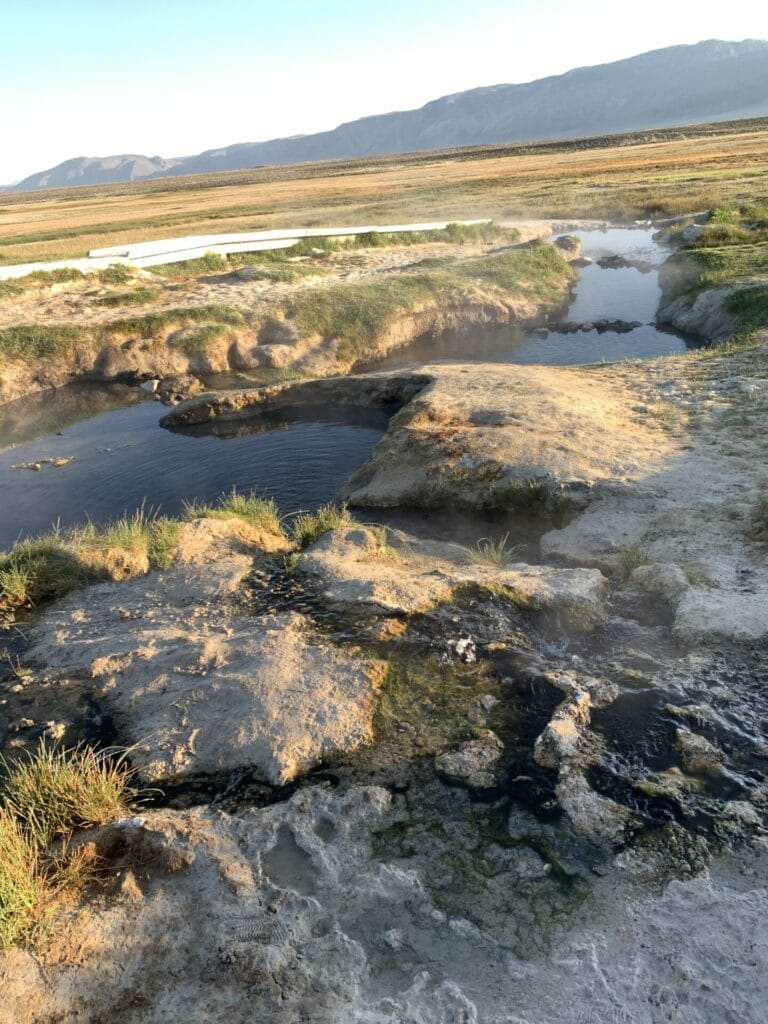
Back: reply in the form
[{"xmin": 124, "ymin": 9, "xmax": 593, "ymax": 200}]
[{"xmin": 1, "ymin": 0, "xmax": 767, "ymax": 183}]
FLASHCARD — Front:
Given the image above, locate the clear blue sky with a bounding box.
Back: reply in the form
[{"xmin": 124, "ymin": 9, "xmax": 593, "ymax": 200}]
[{"xmin": 2, "ymin": 0, "xmax": 766, "ymax": 182}]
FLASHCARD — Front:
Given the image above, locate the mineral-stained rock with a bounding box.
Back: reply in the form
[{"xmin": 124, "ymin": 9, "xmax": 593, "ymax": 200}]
[
  {"xmin": 555, "ymin": 767, "xmax": 631, "ymax": 841},
  {"xmin": 26, "ymin": 523, "xmax": 383, "ymax": 785},
  {"xmin": 435, "ymin": 732, "xmax": 504, "ymax": 788},
  {"xmin": 299, "ymin": 526, "xmax": 608, "ymax": 627},
  {"xmin": 156, "ymin": 373, "xmax": 204, "ymax": 405}
]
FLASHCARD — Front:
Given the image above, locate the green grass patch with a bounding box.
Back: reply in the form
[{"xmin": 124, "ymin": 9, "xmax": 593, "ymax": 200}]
[
  {"xmin": 97, "ymin": 264, "xmax": 134, "ymax": 286},
  {"xmin": 0, "ymin": 742, "xmax": 136, "ymax": 949},
  {"xmin": 150, "ymin": 252, "xmax": 229, "ymax": 277},
  {"xmin": 724, "ymin": 285, "xmax": 768, "ymax": 333},
  {"xmin": 663, "ymin": 240, "xmax": 768, "ymax": 309},
  {"xmin": 173, "ymin": 322, "xmax": 229, "ymax": 355},
  {"xmin": 289, "ymin": 503, "xmax": 353, "ymax": 549},
  {"xmin": 688, "ymin": 223, "xmax": 768, "ymax": 248},
  {"xmin": 0, "ymin": 511, "xmax": 177, "ymax": 622},
  {"xmin": 0, "ymin": 323, "xmax": 85, "ymax": 361},
  {"xmin": 182, "ymin": 488, "xmax": 283, "ymax": 534},
  {"xmin": 284, "ymin": 240, "xmax": 572, "ymax": 362},
  {"xmin": 0, "ymin": 267, "xmax": 86, "ymax": 300},
  {"xmin": 93, "ymin": 286, "xmax": 161, "ymax": 308},
  {"xmin": 105, "ymin": 303, "xmax": 248, "ymax": 339}
]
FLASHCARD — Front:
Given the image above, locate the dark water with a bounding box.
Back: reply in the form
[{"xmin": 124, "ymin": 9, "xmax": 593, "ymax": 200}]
[
  {"xmin": 359, "ymin": 227, "xmax": 703, "ymax": 370},
  {"xmin": 0, "ymin": 394, "xmax": 391, "ymax": 548}
]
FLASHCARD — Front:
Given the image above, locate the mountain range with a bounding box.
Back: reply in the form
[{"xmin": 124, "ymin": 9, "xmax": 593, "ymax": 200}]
[{"xmin": 10, "ymin": 38, "xmax": 768, "ymax": 192}]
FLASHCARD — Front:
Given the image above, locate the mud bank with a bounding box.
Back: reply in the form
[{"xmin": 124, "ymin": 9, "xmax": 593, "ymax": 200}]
[{"xmin": 0, "ymin": 229, "xmax": 574, "ymax": 405}]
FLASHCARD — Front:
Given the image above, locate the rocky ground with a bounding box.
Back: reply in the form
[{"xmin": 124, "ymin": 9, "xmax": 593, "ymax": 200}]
[{"xmin": 1, "ymin": 221, "xmax": 767, "ymax": 1022}]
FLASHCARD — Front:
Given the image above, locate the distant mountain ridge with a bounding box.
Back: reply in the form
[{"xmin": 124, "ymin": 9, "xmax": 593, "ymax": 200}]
[{"xmin": 10, "ymin": 38, "xmax": 768, "ymax": 192}]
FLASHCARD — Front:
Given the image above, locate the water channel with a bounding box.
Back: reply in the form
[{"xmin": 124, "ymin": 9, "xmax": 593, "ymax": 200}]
[{"xmin": 0, "ymin": 228, "xmax": 698, "ymax": 548}]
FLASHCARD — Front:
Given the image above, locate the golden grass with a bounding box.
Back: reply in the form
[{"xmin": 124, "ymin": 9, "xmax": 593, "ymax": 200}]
[{"xmin": 2, "ymin": 122, "xmax": 768, "ymax": 265}]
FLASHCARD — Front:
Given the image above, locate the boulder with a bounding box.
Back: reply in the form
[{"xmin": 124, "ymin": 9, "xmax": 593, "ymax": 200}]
[
  {"xmin": 631, "ymin": 562, "xmax": 690, "ymax": 602},
  {"xmin": 156, "ymin": 373, "xmax": 204, "ymax": 405},
  {"xmin": 673, "ymin": 589, "xmax": 768, "ymax": 644}
]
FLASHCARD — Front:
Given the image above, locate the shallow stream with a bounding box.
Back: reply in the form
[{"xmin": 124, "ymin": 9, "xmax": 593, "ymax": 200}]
[
  {"xmin": 1, "ymin": 227, "xmax": 694, "ymax": 547},
  {"xmin": 361, "ymin": 227, "xmax": 701, "ymax": 369}
]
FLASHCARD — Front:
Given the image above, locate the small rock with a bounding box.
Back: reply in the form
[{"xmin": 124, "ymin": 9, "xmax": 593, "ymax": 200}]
[
  {"xmin": 435, "ymin": 732, "xmax": 504, "ymax": 789},
  {"xmin": 479, "ymin": 694, "xmax": 499, "ymax": 712},
  {"xmin": 465, "ymin": 707, "xmax": 486, "ymax": 726},
  {"xmin": 675, "ymin": 729, "xmax": 725, "ymax": 774},
  {"xmin": 156, "ymin": 374, "xmax": 204, "ymax": 406},
  {"xmin": 12, "ymin": 717, "xmax": 35, "ymax": 731}
]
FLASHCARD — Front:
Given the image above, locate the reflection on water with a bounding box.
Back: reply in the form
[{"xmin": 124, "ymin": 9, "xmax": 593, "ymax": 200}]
[
  {"xmin": 0, "ymin": 382, "xmax": 148, "ymax": 450},
  {"xmin": 358, "ymin": 227, "xmax": 702, "ymax": 370},
  {"xmin": 0, "ymin": 399, "xmax": 392, "ymax": 549}
]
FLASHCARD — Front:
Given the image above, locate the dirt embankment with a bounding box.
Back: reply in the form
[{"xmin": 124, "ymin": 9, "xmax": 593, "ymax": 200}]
[{"xmin": 0, "ymin": 224, "xmax": 568, "ymax": 405}]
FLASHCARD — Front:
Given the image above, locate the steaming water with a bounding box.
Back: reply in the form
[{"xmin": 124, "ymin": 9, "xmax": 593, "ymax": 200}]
[
  {"xmin": 360, "ymin": 227, "xmax": 703, "ymax": 370},
  {"xmin": 0, "ymin": 228, "xmax": 698, "ymax": 545}
]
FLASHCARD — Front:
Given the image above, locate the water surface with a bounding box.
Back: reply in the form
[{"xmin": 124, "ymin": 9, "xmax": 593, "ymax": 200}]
[{"xmin": 0, "ymin": 396, "xmax": 391, "ymax": 548}]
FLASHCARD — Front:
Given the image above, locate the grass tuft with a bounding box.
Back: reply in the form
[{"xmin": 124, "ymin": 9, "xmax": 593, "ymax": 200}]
[
  {"xmin": 1, "ymin": 742, "xmax": 136, "ymax": 849},
  {"xmin": 93, "ymin": 286, "xmax": 161, "ymax": 308},
  {"xmin": 182, "ymin": 489, "xmax": 283, "ymax": 534},
  {"xmin": 0, "ymin": 742, "xmax": 136, "ymax": 949},
  {"xmin": 0, "ymin": 510, "xmax": 172, "ymax": 622},
  {"xmin": 97, "ymin": 264, "xmax": 134, "ymax": 286},
  {"xmin": 289, "ymin": 503, "xmax": 353, "ymax": 549},
  {"xmin": 148, "ymin": 517, "xmax": 183, "ymax": 569},
  {"xmin": 466, "ymin": 533, "xmax": 523, "ymax": 567},
  {"xmin": 617, "ymin": 542, "xmax": 651, "ymax": 580}
]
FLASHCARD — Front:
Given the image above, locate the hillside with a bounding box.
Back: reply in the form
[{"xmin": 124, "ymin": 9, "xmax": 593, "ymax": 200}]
[{"xmin": 10, "ymin": 39, "xmax": 768, "ymax": 192}]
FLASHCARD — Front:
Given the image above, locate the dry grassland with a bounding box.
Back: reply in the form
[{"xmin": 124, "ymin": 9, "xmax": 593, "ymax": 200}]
[{"xmin": 1, "ymin": 120, "xmax": 768, "ymax": 264}]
